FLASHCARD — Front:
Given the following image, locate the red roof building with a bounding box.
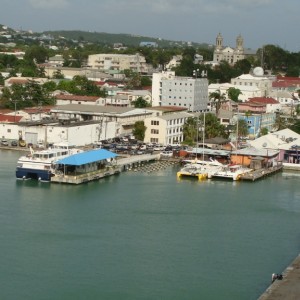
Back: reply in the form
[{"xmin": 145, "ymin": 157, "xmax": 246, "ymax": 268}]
[
  {"xmin": 0, "ymin": 114, "xmax": 23, "ymax": 123},
  {"xmin": 248, "ymin": 97, "xmax": 279, "ymax": 104}
]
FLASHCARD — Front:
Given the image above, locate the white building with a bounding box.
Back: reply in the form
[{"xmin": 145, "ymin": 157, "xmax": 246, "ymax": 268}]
[
  {"xmin": 87, "ymin": 53, "xmax": 149, "ymax": 73},
  {"xmin": 270, "ymin": 90, "xmax": 299, "ymax": 106},
  {"xmin": 165, "ymin": 55, "xmax": 182, "ymax": 70},
  {"xmin": 208, "ymin": 83, "xmax": 262, "ymax": 102},
  {"xmin": 231, "ymin": 68, "xmax": 274, "ymax": 97},
  {"xmin": 0, "ymin": 121, "xmax": 117, "ymax": 147},
  {"xmin": 152, "ymin": 71, "xmax": 208, "ymax": 112},
  {"xmin": 50, "ymin": 104, "xmax": 153, "ymax": 138},
  {"xmin": 48, "ymin": 54, "xmax": 64, "ymax": 67},
  {"xmin": 144, "ymin": 112, "xmax": 192, "ymax": 145}
]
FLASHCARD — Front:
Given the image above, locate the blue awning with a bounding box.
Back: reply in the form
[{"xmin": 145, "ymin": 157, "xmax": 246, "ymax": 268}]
[{"xmin": 55, "ymin": 149, "xmax": 118, "ymax": 166}]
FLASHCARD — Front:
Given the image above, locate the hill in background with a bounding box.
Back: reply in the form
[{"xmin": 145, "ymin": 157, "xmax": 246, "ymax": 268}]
[{"xmin": 42, "ymin": 30, "xmax": 211, "ymax": 48}]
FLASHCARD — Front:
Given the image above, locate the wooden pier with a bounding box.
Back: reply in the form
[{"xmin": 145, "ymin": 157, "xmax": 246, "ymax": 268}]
[
  {"xmin": 51, "ymin": 165, "xmax": 122, "ymax": 184},
  {"xmin": 240, "ymin": 165, "xmax": 283, "ymax": 181}
]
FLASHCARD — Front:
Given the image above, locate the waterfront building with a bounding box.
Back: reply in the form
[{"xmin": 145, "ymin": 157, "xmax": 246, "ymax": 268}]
[
  {"xmin": 0, "ymin": 119, "xmax": 117, "ymax": 147},
  {"xmin": 151, "ymin": 71, "xmax": 208, "ymax": 112},
  {"xmin": 248, "ymin": 128, "xmax": 300, "ymax": 169},
  {"xmin": 144, "ymin": 111, "xmax": 191, "ymax": 145},
  {"xmin": 50, "ymin": 104, "xmax": 153, "ymax": 138}
]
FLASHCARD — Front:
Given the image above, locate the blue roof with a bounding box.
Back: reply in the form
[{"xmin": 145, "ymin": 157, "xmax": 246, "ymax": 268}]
[{"xmin": 56, "ymin": 149, "xmax": 118, "ymax": 166}]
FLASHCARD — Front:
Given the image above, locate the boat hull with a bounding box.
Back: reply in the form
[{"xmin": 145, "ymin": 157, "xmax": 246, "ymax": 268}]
[{"xmin": 16, "ymin": 167, "xmax": 52, "ymax": 181}]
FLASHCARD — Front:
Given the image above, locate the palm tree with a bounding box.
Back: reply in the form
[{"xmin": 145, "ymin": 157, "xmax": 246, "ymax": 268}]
[
  {"xmin": 182, "ymin": 117, "xmax": 197, "ymax": 146},
  {"xmin": 209, "ymin": 89, "xmax": 226, "ymax": 115}
]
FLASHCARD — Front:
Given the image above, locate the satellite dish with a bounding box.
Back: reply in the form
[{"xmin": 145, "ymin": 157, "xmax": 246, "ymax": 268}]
[{"xmin": 253, "ymin": 67, "xmax": 264, "ymax": 76}]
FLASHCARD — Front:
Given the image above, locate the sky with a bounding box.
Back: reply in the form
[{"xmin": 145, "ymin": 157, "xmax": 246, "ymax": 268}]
[{"xmin": 1, "ymin": 0, "xmax": 299, "ymax": 52}]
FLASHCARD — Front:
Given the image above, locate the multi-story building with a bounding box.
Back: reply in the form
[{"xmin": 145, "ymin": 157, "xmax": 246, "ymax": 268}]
[
  {"xmin": 152, "ymin": 71, "xmax": 208, "ymax": 112},
  {"xmin": 87, "ymin": 53, "xmax": 149, "ymax": 73},
  {"xmin": 144, "ymin": 111, "xmax": 191, "ymax": 145},
  {"xmin": 235, "ymin": 112, "xmax": 276, "ymax": 139}
]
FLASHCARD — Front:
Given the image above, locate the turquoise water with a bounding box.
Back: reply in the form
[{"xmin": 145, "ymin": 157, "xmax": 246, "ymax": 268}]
[{"xmin": 1, "ymin": 150, "xmax": 300, "ymax": 300}]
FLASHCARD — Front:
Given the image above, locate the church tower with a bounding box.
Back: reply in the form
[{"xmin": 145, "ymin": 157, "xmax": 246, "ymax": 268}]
[
  {"xmin": 236, "ymin": 34, "xmax": 244, "ymax": 52},
  {"xmin": 216, "ymin": 33, "xmax": 223, "ymax": 51}
]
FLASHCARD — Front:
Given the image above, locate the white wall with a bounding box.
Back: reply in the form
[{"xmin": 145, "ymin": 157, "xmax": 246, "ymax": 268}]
[{"xmin": 0, "ymin": 121, "xmax": 118, "ymax": 146}]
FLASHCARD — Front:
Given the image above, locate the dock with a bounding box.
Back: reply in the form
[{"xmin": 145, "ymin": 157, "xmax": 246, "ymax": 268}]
[
  {"xmin": 51, "ymin": 165, "xmax": 122, "ymax": 184},
  {"xmin": 51, "ymin": 153, "xmax": 162, "ymax": 184},
  {"xmin": 258, "ymin": 254, "xmax": 300, "ymax": 300},
  {"xmin": 240, "ymin": 165, "xmax": 283, "ymax": 181}
]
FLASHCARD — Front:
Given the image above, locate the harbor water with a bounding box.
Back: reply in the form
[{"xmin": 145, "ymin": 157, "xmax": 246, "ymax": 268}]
[{"xmin": 1, "ymin": 149, "xmax": 300, "ymax": 300}]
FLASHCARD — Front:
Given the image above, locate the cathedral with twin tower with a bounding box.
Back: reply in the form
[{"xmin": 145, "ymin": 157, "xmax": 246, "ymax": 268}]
[{"xmin": 213, "ymin": 33, "xmax": 255, "ymax": 65}]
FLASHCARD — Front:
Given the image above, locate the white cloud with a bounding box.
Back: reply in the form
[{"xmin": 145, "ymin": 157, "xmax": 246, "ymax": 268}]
[{"xmin": 28, "ymin": 0, "xmax": 69, "ymax": 9}]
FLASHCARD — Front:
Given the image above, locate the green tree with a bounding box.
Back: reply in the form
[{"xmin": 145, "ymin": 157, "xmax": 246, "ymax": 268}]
[
  {"xmin": 43, "ymin": 81, "xmax": 57, "ymax": 92},
  {"xmin": 52, "ymin": 69, "xmax": 65, "ymax": 79},
  {"xmin": 209, "ymin": 90, "xmax": 226, "ymax": 115},
  {"xmin": 234, "ymin": 59, "xmax": 252, "ymax": 74},
  {"xmin": 237, "ymin": 119, "xmax": 248, "ymax": 138},
  {"xmin": 202, "ymin": 113, "xmax": 228, "ymax": 139},
  {"xmin": 140, "ymin": 76, "xmax": 152, "ymax": 87},
  {"xmin": 132, "ymin": 97, "xmax": 150, "ymax": 108},
  {"xmin": 227, "ymin": 87, "xmax": 242, "ymax": 102},
  {"xmin": 273, "ymin": 113, "xmax": 289, "ymax": 131},
  {"xmin": 0, "ymin": 73, "xmax": 4, "ymax": 85},
  {"xmin": 182, "ymin": 117, "xmax": 197, "ymax": 146},
  {"xmin": 132, "ymin": 121, "xmax": 146, "ymax": 141},
  {"xmin": 259, "ymin": 127, "xmax": 269, "ymax": 136},
  {"xmin": 24, "ymin": 45, "xmax": 49, "ymax": 64}
]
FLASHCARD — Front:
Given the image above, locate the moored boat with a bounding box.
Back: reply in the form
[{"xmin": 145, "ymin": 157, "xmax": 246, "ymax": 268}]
[
  {"xmin": 16, "ymin": 142, "xmax": 82, "ymax": 181},
  {"xmin": 177, "ymin": 159, "xmax": 224, "ymax": 180},
  {"xmin": 211, "ymin": 164, "xmax": 252, "ymax": 181}
]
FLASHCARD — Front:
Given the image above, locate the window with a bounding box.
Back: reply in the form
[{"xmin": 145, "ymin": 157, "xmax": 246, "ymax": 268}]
[
  {"xmin": 151, "ymin": 120, "xmax": 159, "ymax": 126},
  {"xmin": 7, "ymin": 129, "xmax": 11, "ymax": 133},
  {"xmin": 151, "ymin": 129, "xmax": 159, "ymax": 134}
]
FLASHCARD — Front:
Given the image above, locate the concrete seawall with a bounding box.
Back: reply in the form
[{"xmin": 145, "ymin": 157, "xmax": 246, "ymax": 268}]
[{"xmin": 258, "ymin": 253, "xmax": 300, "ymax": 299}]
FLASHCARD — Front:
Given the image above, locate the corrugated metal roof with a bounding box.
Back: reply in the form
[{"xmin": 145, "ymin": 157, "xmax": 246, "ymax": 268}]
[{"xmin": 56, "ymin": 149, "xmax": 117, "ymax": 166}]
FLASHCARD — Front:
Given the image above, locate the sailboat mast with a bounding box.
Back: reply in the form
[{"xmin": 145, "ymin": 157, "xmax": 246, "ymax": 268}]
[{"xmin": 202, "ymin": 112, "xmax": 205, "ymax": 161}]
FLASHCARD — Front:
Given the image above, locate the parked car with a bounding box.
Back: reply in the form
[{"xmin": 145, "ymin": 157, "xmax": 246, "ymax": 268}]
[
  {"xmin": 11, "ymin": 140, "xmax": 18, "ymax": 147},
  {"xmin": 19, "ymin": 140, "xmax": 26, "ymax": 147},
  {"xmin": 160, "ymin": 151, "xmax": 173, "ymax": 157},
  {"xmin": 1, "ymin": 140, "xmax": 9, "ymax": 146}
]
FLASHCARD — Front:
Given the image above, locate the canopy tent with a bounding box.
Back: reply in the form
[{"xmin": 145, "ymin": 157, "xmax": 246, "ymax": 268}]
[{"xmin": 56, "ymin": 149, "xmax": 117, "ymax": 166}]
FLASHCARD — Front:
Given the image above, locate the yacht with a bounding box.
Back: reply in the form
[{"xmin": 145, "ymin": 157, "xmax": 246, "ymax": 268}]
[
  {"xmin": 16, "ymin": 142, "xmax": 82, "ymax": 181},
  {"xmin": 211, "ymin": 164, "xmax": 252, "ymax": 181},
  {"xmin": 177, "ymin": 159, "xmax": 224, "ymax": 180}
]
